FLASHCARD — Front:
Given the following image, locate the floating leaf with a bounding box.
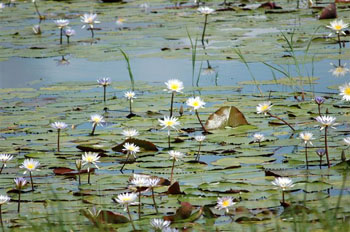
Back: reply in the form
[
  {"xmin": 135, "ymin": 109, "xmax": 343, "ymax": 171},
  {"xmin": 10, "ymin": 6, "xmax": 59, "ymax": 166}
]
[
  {"xmin": 112, "ymin": 138, "xmax": 158, "ymax": 152},
  {"xmin": 205, "ymin": 106, "xmax": 249, "ymax": 130}
]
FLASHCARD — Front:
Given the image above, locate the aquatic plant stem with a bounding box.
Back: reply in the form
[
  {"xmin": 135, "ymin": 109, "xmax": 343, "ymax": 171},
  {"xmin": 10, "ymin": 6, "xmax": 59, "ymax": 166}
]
[
  {"xmin": 282, "ymin": 191, "xmax": 285, "ymax": 204},
  {"xmin": 324, "ymin": 126, "xmax": 330, "ymax": 168},
  {"xmin": 318, "ymin": 104, "xmax": 321, "ymax": 117},
  {"xmin": 195, "ymin": 110, "xmax": 208, "ymax": 133},
  {"xmin": 305, "ymin": 143, "xmax": 309, "ymax": 169},
  {"xmin": 138, "ymin": 191, "xmax": 141, "ymax": 220},
  {"xmin": 0, "ymin": 164, "xmax": 4, "ymax": 174},
  {"xmin": 33, "ymin": 1, "xmax": 42, "ymax": 20},
  {"xmin": 120, "ymin": 153, "xmax": 130, "ymax": 172},
  {"xmin": 335, "ymin": 167, "xmax": 348, "ymax": 218},
  {"xmin": 151, "ymin": 187, "xmax": 159, "ymax": 214},
  {"xmin": 170, "ymin": 158, "xmax": 176, "ymax": 184},
  {"xmin": 170, "ymin": 92, "xmax": 174, "ymax": 117},
  {"xmin": 90, "ymin": 123, "xmax": 97, "ymax": 136},
  {"xmin": 88, "ymin": 168, "xmax": 91, "ymax": 185},
  {"xmin": 78, "ymin": 170, "xmax": 81, "ymax": 185},
  {"xmin": 201, "ymin": 14, "xmax": 208, "ymax": 47},
  {"xmin": 60, "ymin": 28, "xmax": 63, "ymax": 44},
  {"xmin": 126, "ymin": 205, "xmax": 136, "ymax": 231},
  {"xmin": 103, "ymin": 86, "xmax": 106, "ymax": 102},
  {"xmin": 337, "ymin": 33, "xmax": 342, "ymax": 49},
  {"xmin": 267, "ymin": 112, "xmax": 295, "ymax": 131},
  {"xmin": 129, "ymin": 99, "xmax": 133, "ymax": 115},
  {"xmin": 319, "ymin": 156, "xmax": 322, "ymax": 169},
  {"xmin": 168, "ymin": 134, "xmax": 171, "ymax": 149},
  {"xmin": 30, "ymin": 171, "xmax": 34, "ymax": 191},
  {"xmin": 0, "ymin": 205, "xmax": 2, "ymax": 227},
  {"xmin": 67, "ymin": 36, "xmax": 70, "ymax": 44},
  {"xmin": 90, "ymin": 28, "xmax": 94, "ymax": 38},
  {"xmin": 17, "ymin": 190, "xmax": 21, "ymax": 213},
  {"xmin": 57, "ymin": 129, "xmax": 60, "ymax": 152},
  {"xmin": 196, "ymin": 141, "xmax": 202, "ymax": 161}
]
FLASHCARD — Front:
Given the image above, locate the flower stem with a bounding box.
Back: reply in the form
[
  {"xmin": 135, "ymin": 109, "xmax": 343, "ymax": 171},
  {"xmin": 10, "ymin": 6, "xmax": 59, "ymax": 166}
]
[
  {"xmin": 17, "ymin": 190, "xmax": 21, "ymax": 213},
  {"xmin": 78, "ymin": 171, "xmax": 81, "ymax": 185},
  {"xmin": 282, "ymin": 191, "xmax": 285, "ymax": 204},
  {"xmin": 33, "ymin": 1, "xmax": 42, "ymax": 20},
  {"xmin": 67, "ymin": 36, "xmax": 70, "ymax": 44},
  {"xmin": 90, "ymin": 123, "xmax": 97, "ymax": 136},
  {"xmin": 138, "ymin": 191, "xmax": 141, "ymax": 220},
  {"xmin": 60, "ymin": 28, "xmax": 63, "ymax": 45},
  {"xmin": 0, "ymin": 205, "xmax": 2, "ymax": 227},
  {"xmin": 201, "ymin": 14, "xmax": 208, "ymax": 47},
  {"xmin": 325, "ymin": 126, "xmax": 330, "ymax": 168},
  {"xmin": 88, "ymin": 169, "xmax": 91, "ymax": 185},
  {"xmin": 103, "ymin": 86, "xmax": 106, "ymax": 103},
  {"xmin": 129, "ymin": 99, "xmax": 133, "ymax": 115},
  {"xmin": 57, "ymin": 129, "xmax": 60, "ymax": 152},
  {"xmin": 30, "ymin": 171, "xmax": 34, "ymax": 191},
  {"xmin": 318, "ymin": 104, "xmax": 321, "ymax": 117},
  {"xmin": 195, "ymin": 110, "xmax": 208, "ymax": 133},
  {"xmin": 305, "ymin": 143, "xmax": 309, "ymax": 169},
  {"xmin": 151, "ymin": 188, "xmax": 159, "ymax": 214},
  {"xmin": 196, "ymin": 142, "xmax": 202, "ymax": 161},
  {"xmin": 0, "ymin": 164, "xmax": 4, "ymax": 174},
  {"xmin": 267, "ymin": 112, "xmax": 295, "ymax": 131},
  {"xmin": 337, "ymin": 33, "xmax": 342, "ymax": 49},
  {"xmin": 168, "ymin": 134, "xmax": 171, "ymax": 149},
  {"xmin": 170, "ymin": 92, "xmax": 174, "ymax": 117},
  {"xmin": 126, "ymin": 205, "xmax": 136, "ymax": 231},
  {"xmin": 120, "ymin": 153, "xmax": 130, "ymax": 172},
  {"xmin": 170, "ymin": 158, "xmax": 176, "ymax": 184},
  {"xmin": 90, "ymin": 28, "xmax": 94, "ymax": 38},
  {"xmin": 319, "ymin": 156, "xmax": 322, "ymax": 169}
]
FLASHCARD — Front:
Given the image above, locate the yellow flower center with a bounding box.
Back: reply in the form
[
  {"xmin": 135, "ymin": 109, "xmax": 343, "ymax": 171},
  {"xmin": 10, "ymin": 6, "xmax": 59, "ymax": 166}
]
[
  {"xmin": 27, "ymin": 164, "xmax": 34, "ymax": 169},
  {"xmin": 166, "ymin": 121, "xmax": 174, "ymax": 126},
  {"xmin": 170, "ymin": 83, "xmax": 179, "ymax": 90},
  {"xmin": 261, "ymin": 105, "xmax": 269, "ymax": 111},
  {"xmin": 123, "ymin": 196, "xmax": 132, "ymax": 202},
  {"xmin": 193, "ymin": 101, "xmax": 199, "ymax": 107},
  {"xmin": 86, "ymin": 156, "xmax": 94, "ymax": 162},
  {"xmin": 335, "ymin": 25, "xmax": 342, "ymax": 31},
  {"xmin": 344, "ymin": 87, "xmax": 350, "ymax": 96},
  {"xmin": 222, "ymin": 200, "xmax": 230, "ymax": 207}
]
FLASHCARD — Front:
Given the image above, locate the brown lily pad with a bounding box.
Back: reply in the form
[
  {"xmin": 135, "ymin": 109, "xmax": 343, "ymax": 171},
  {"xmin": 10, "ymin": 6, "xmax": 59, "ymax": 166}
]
[
  {"xmin": 205, "ymin": 106, "xmax": 249, "ymax": 130},
  {"xmin": 112, "ymin": 138, "xmax": 158, "ymax": 152},
  {"xmin": 319, "ymin": 3, "xmax": 337, "ymax": 20}
]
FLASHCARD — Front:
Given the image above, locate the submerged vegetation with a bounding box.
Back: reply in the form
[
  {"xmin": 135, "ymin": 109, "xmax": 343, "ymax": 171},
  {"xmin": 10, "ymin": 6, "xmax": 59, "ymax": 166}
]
[{"xmin": 0, "ymin": 0, "xmax": 350, "ymax": 231}]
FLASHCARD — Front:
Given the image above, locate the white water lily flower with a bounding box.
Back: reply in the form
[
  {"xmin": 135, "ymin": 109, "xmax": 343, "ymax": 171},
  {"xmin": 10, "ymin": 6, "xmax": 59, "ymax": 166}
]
[
  {"xmin": 158, "ymin": 116, "xmax": 180, "ymax": 132},
  {"xmin": 97, "ymin": 77, "xmax": 111, "ymax": 86},
  {"xmin": 186, "ymin": 96, "xmax": 205, "ymax": 111},
  {"xmin": 344, "ymin": 137, "xmax": 350, "ymax": 146},
  {"xmin": 122, "ymin": 129, "xmax": 139, "ymax": 139},
  {"xmin": 81, "ymin": 13, "xmax": 100, "ymax": 29},
  {"xmin": 150, "ymin": 218, "xmax": 171, "ymax": 230},
  {"xmin": 14, "ymin": 177, "xmax": 27, "ymax": 189},
  {"xmin": 195, "ymin": 135, "xmax": 206, "ymax": 142},
  {"xmin": 197, "ymin": 6, "xmax": 215, "ymax": 14},
  {"xmin": 315, "ymin": 115, "xmax": 337, "ymax": 130},
  {"xmin": 81, "ymin": 152, "xmax": 100, "ymax": 172},
  {"xmin": 215, "ymin": 196, "xmax": 236, "ymax": 213},
  {"xmin": 168, "ymin": 150, "xmax": 185, "ymax": 161},
  {"xmin": 339, "ymin": 82, "xmax": 350, "ymax": 101},
  {"xmin": 131, "ymin": 176, "xmax": 149, "ymax": 188},
  {"xmin": 20, "ymin": 159, "xmax": 40, "ymax": 174},
  {"xmin": 147, "ymin": 177, "xmax": 160, "ymax": 187},
  {"xmin": 32, "ymin": 25, "xmax": 41, "ymax": 34},
  {"xmin": 54, "ymin": 19, "xmax": 69, "ymax": 28},
  {"xmin": 65, "ymin": 27, "xmax": 75, "ymax": 37},
  {"xmin": 51, "ymin": 122, "xmax": 68, "ymax": 130},
  {"xmin": 256, "ymin": 101, "xmax": 272, "ymax": 115},
  {"xmin": 0, "ymin": 195, "xmax": 10, "ymax": 205},
  {"xmin": 90, "ymin": 114, "xmax": 105, "ymax": 127},
  {"xmin": 271, "ymin": 177, "xmax": 294, "ymax": 191},
  {"xmin": 299, "ymin": 132, "xmax": 314, "ymax": 146},
  {"xmin": 122, "ymin": 143, "xmax": 140, "ymax": 158},
  {"xmin": 329, "ymin": 63, "xmax": 349, "ymax": 77},
  {"xmin": 253, "ymin": 133, "xmax": 265, "ymax": 143},
  {"xmin": 326, "ymin": 19, "xmax": 349, "ymax": 36},
  {"xmin": 164, "ymin": 79, "xmax": 184, "ymax": 93},
  {"xmin": 124, "ymin": 91, "xmax": 136, "ymax": 101},
  {"xmin": 0, "ymin": 154, "xmax": 13, "ymax": 167},
  {"xmin": 114, "ymin": 192, "xmax": 138, "ymax": 209}
]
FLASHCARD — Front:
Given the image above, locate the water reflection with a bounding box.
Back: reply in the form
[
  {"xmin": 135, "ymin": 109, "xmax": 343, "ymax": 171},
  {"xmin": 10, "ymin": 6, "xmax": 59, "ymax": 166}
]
[{"xmin": 329, "ymin": 59, "xmax": 349, "ymax": 77}]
